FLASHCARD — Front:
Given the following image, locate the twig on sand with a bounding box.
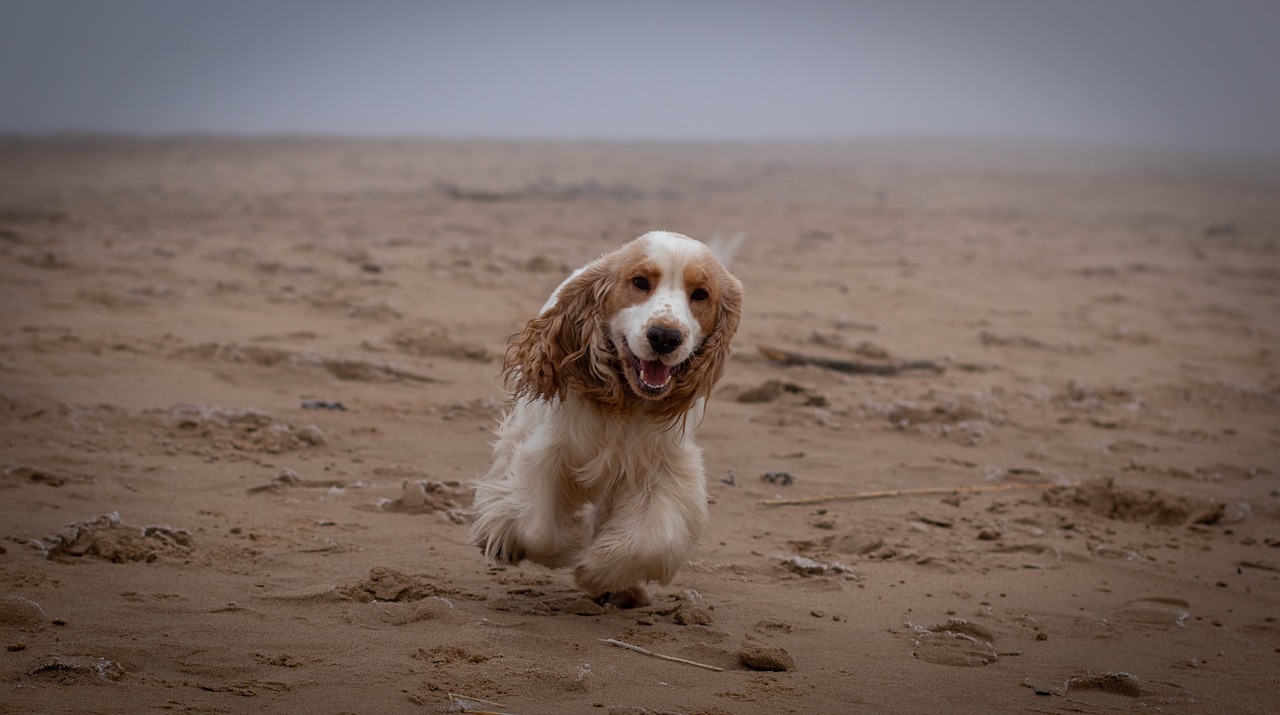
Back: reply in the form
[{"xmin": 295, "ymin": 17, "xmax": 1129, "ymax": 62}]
[
  {"xmin": 447, "ymin": 693, "xmax": 518, "ymax": 715},
  {"xmin": 758, "ymin": 345, "xmax": 944, "ymax": 375},
  {"xmin": 600, "ymin": 638, "xmax": 724, "ymax": 672},
  {"xmin": 759, "ymin": 483, "xmax": 1054, "ymax": 507}
]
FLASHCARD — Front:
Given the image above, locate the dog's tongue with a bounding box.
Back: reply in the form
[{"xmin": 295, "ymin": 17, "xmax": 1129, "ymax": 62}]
[{"xmin": 639, "ymin": 359, "xmax": 672, "ymax": 387}]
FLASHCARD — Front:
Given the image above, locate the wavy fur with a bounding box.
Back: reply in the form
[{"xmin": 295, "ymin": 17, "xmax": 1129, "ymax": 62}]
[{"xmin": 471, "ymin": 231, "xmax": 743, "ymax": 605}]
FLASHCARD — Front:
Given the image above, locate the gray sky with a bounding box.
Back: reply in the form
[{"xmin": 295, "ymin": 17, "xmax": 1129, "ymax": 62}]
[{"xmin": 2, "ymin": 0, "xmax": 1278, "ymax": 153}]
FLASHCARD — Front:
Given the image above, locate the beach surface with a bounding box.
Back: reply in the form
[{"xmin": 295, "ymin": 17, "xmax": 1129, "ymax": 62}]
[{"xmin": 1, "ymin": 136, "xmax": 1278, "ymax": 713}]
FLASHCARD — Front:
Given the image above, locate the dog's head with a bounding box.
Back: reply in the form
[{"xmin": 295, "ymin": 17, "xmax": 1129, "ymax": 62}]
[{"xmin": 506, "ymin": 231, "xmax": 743, "ymax": 420}]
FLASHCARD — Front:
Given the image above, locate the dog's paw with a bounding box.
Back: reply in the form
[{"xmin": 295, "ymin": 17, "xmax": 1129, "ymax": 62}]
[
  {"xmin": 469, "ymin": 516, "xmax": 526, "ymax": 565},
  {"xmin": 480, "ymin": 538, "xmax": 524, "ymax": 565},
  {"xmin": 590, "ymin": 585, "xmax": 651, "ymax": 609},
  {"xmin": 574, "ymin": 564, "xmax": 651, "ymax": 608}
]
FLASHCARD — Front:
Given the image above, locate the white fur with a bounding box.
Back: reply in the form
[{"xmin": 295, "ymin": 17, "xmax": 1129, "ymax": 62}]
[
  {"xmin": 470, "ymin": 231, "xmax": 726, "ymax": 600},
  {"xmin": 470, "ymin": 391, "xmax": 708, "ymax": 595},
  {"xmin": 612, "ymin": 231, "xmax": 706, "ymax": 370}
]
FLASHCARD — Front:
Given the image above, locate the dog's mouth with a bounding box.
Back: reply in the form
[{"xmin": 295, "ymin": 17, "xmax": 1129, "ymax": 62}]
[{"xmin": 621, "ymin": 341, "xmax": 681, "ymax": 398}]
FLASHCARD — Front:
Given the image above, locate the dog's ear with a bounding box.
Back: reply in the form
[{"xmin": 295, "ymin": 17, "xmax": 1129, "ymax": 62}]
[
  {"xmin": 504, "ymin": 257, "xmax": 625, "ymax": 406},
  {"xmin": 657, "ymin": 262, "xmax": 743, "ymax": 421},
  {"xmin": 701, "ymin": 266, "xmax": 744, "ymax": 386}
]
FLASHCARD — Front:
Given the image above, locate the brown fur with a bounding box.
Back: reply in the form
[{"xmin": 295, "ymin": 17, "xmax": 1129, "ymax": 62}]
[{"xmin": 504, "ymin": 242, "xmax": 743, "ymax": 423}]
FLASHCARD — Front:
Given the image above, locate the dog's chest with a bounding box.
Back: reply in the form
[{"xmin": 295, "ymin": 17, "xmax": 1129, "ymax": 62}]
[{"xmin": 565, "ymin": 416, "xmax": 686, "ymax": 488}]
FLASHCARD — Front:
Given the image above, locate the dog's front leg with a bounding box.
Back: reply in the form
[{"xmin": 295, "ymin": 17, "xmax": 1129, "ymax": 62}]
[
  {"xmin": 573, "ymin": 461, "xmax": 709, "ymax": 605},
  {"xmin": 470, "ymin": 431, "xmax": 585, "ymax": 568}
]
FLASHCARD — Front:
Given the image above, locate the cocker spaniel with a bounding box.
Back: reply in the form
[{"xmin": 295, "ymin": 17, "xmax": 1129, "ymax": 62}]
[{"xmin": 470, "ymin": 231, "xmax": 744, "ymax": 607}]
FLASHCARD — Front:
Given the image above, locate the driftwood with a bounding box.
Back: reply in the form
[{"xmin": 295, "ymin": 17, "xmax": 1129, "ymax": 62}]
[
  {"xmin": 758, "ymin": 346, "xmax": 943, "ymax": 375},
  {"xmin": 759, "ymin": 482, "xmax": 1054, "ymax": 507}
]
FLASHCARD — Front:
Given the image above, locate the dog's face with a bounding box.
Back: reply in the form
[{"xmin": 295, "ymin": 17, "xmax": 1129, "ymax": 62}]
[
  {"xmin": 604, "ymin": 233, "xmax": 726, "ymax": 401},
  {"xmin": 506, "ymin": 231, "xmax": 743, "ymax": 419}
]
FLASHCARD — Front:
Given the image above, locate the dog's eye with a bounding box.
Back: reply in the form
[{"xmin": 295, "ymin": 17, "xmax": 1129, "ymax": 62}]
[
  {"xmin": 691, "ymin": 288, "xmax": 709, "ymax": 302},
  {"xmin": 632, "ymin": 276, "xmax": 650, "ymax": 291}
]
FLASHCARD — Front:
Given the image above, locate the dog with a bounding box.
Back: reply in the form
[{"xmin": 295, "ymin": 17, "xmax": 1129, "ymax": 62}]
[{"xmin": 469, "ymin": 231, "xmax": 744, "ymax": 607}]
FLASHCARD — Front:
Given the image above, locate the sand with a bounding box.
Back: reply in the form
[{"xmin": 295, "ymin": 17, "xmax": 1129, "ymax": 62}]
[{"xmin": 1, "ymin": 136, "xmax": 1277, "ymax": 714}]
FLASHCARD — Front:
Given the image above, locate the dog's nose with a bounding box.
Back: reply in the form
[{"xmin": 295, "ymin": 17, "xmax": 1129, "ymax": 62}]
[{"xmin": 646, "ymin": 326, "xmax": 684, "ymax": 355}]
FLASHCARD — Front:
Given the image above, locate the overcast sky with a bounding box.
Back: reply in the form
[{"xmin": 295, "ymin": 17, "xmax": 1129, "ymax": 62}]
[{"xmin": 2, "ymin": 0, "xmax": 1278, "ymax": 153}]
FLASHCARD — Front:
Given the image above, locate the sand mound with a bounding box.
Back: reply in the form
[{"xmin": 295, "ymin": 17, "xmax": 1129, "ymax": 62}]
[
  {"xmin": 39, "ymin": 513, "xmax": 193, "ymax": 563},
  {"xmin": 1044, "ymin": 478, "xmax": 1224, "ymax": 526}
]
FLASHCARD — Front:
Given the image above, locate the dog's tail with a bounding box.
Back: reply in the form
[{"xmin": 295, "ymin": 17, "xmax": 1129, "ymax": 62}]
[{"xmin": 705, "ymin": 231, "xmax": 745, "ymax": 270}]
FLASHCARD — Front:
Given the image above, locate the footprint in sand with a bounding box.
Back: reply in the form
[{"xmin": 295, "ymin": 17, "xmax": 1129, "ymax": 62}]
[
  {"xmin": 906, "ymin": 618, "xmax": 999, "ymax": 667},
  {"xmin": 1107, "ymin": 597, "xmax": 1191, "ymax": 631}
]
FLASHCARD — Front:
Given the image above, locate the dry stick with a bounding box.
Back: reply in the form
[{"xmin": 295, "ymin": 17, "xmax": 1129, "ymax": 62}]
[
  {"xmin": 601, "ymin": 638, "xmax": 725, "ymax": 672},
  {"xmin": 759, "ymin": 482, "xmax": 1054, "ymax": 507},
  {"xmin": 757, "ymin": 345, "xmax": 943, "ymax": 375}
]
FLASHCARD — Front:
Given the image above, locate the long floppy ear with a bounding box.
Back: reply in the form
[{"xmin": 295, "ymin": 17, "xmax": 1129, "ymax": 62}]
[
  {"xmin": 700, "ymin": 267, "xmax": 744, "ymax": 389},
  {"xmin": 691, "ymin": 264, "xmax": 744, "ymax": 393},
  {"xmin": 657, "ymin": 264, "xmax": 744, "ymax": 421},
  {"xmin": 503, "ymin": 256, "xmax": 624, "ymax": 405}
]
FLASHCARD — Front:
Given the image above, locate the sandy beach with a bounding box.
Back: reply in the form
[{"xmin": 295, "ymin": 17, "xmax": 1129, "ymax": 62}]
[{"xmin": 1, "ymin": 136, "xmax": 1278, "ymax": 713}]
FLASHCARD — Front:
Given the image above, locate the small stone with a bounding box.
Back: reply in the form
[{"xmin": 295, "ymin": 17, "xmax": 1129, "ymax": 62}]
[
  {"xmin": 1067, "ymin": 378, "xmax": 1092, "ymax": 401},
  {"xmin": 737, "ymin": 380, "xmax": 785, "ymax": 404},
  {"xmin": 739, "ymin": 634, "xmax": 795, "ymax": 671},
  {"xmin": 673, "ymin": 606, "xmax": 713, "ymax": 626},
  {"xmin": 0, "ymin": 596, "xmax": 46, "ymax": 628},
  {"xmin": 295, "ymin": 425, "xmax": 327, "ymax": 446},
  {"xmin": 1035, "ymin": 632, "xmax": 1048, "ymax": 641},
  {"xmin": 804, "ymin": 394, "xmax": 830, "ymax": 408},
  {"xmin": 977, "ymin": 528, "xmax": 1001, "ymax": 541},
  {"xmin": 560, "ymin": 598, "xmax": 606, "ymax": 616},
  {"xmin": 761, "ymin": 470, "xmax": 795, "ymax": 486}
]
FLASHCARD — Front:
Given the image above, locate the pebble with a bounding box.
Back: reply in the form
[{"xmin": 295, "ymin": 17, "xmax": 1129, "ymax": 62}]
[
  {"xmin": 739, "ymin": 634, "xmax": 795, "ymax": 671},
  {"xmin": 673, "ymin": 606, "xmax": 713, "ymax": 626},
  {"xmin": 0, "ymin": 596, "xmax": 46, "ymax": 628}
]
